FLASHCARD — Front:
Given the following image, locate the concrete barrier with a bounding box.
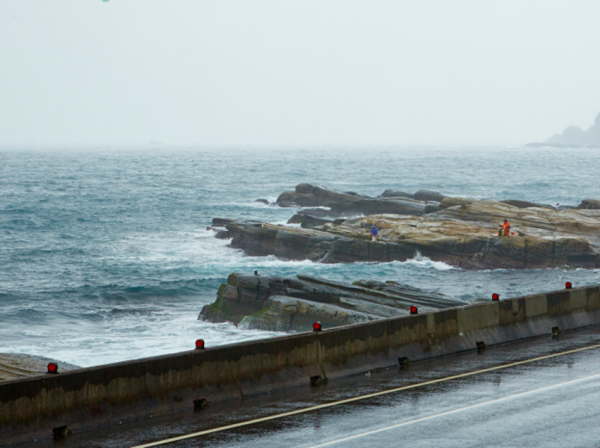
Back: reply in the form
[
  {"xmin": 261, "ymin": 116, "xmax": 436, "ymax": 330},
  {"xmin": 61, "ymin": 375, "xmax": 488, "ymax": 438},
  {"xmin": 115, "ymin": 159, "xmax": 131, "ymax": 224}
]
[{"xmin": 2, "ymin": 284, "xmax": 600, "ymax": 441}]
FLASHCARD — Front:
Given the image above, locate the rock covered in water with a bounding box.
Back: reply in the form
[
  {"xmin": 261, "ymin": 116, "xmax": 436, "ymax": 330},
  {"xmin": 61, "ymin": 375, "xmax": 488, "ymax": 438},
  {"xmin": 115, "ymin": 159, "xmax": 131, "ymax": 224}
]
[{"xmin": 199, "ymin": 273, "xmax": 464, "ymax": 332}]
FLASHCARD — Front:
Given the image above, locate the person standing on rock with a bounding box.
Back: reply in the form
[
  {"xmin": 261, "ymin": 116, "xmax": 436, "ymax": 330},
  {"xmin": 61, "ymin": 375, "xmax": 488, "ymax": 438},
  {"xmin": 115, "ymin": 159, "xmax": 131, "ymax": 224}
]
[{"xmin": 369, "ymin": 225, "xmax": 380, "ymax": 241}]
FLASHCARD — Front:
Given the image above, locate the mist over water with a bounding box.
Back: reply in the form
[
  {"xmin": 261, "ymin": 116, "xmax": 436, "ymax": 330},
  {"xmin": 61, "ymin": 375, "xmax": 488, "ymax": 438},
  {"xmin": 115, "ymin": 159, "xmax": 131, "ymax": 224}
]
[{"xmin": 1, "ymin": 147, "xmax": 600, "ymax": 367}]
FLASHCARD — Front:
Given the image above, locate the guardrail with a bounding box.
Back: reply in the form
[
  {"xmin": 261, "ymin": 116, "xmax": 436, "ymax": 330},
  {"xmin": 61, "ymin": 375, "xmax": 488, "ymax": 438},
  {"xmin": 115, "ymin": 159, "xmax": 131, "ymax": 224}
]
[{"xmin": 2, "ymin": 284, "xmax": 599, "ymax": 441}]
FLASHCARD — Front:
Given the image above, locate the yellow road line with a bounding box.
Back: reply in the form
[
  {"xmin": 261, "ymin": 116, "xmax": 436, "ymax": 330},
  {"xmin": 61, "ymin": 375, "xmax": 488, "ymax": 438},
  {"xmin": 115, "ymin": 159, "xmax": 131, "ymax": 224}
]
[
  {"xmin": 306, "ymin": 372, "xmax": 600, "ymax": 448},
  {"xmin": 131, "ymin": 343, "xmax": 600, "ymax": 448}
]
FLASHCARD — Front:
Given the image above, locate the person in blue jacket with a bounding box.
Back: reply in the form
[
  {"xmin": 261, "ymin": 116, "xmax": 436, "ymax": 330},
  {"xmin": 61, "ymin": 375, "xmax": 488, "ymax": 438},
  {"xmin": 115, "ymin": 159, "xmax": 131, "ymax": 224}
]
[{"xmin": 369, "ymin": 225, "xmax": 380, "ymax": 241}]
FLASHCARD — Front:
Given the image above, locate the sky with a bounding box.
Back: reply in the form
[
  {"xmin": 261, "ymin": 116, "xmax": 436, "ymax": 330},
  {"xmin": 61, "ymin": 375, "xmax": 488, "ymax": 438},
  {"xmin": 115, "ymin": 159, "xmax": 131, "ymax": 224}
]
[{"xmin": 1, "ymin": 0, "xmax": 599, "ymax": 147}]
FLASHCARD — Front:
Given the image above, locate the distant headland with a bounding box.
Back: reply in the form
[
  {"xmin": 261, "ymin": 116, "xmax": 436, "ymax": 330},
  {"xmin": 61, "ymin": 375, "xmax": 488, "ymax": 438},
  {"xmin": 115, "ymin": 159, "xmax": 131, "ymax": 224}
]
[{"xmin": 526, "ymin": 111, "xmax": 600, "ymax": 148}]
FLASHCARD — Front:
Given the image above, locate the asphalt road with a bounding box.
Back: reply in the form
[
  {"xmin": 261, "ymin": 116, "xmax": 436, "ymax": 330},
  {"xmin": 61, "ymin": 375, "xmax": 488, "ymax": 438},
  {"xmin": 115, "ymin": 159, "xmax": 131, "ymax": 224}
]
[{"xmin": 16, "ymin": 326, "xmax": 600, "ymax": 448}]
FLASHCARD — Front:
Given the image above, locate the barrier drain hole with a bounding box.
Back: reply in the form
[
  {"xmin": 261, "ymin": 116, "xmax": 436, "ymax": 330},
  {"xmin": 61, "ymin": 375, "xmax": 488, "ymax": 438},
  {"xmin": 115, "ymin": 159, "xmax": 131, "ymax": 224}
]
[
  {"xmin": 193, "ymin": 398, "xmax": 209, "ymax": 411},
  {"xmin": 476, "ymin": 341, "xmax": 487, "ymax": 352},
  {"xmin": 52, "ymin": 425, "xmax": 72, "ymax": 440},
  {"xmin": 398, "ymin": 357, "xmax": 410, "ymax": 366},
  {"xmin": 310, "ymin": 375, "xmax": 328, "ymax": 387},
  {"xmin": 552, "ymin": 326, "xmax": 561, "ymax": 337}
]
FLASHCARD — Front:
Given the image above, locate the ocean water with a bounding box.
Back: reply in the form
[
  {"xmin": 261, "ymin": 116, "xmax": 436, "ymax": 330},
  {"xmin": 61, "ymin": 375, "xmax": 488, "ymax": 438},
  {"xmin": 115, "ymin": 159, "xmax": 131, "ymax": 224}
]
[{"xmin": 1, "ymin": 146, "xmax": 600, "ymax": 367}]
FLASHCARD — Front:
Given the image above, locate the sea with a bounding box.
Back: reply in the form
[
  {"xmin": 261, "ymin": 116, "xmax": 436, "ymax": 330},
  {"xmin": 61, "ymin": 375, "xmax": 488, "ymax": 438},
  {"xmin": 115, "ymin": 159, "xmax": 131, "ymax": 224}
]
[{"xmin": 2, "ymin": 146, "xmax": 600, "ymax": 367}]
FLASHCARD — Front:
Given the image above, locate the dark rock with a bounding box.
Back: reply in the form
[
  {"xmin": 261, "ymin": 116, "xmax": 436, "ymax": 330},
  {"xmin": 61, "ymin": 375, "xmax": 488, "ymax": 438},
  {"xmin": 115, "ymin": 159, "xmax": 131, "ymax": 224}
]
[
  {"xmin": 287, "ymin": 208, "xmax": 342, "ymax": 228},
  {"xmin": 287, "ymin": 214, "xmax": 304, "ymax": 224},
  {"xmin": 310, "ymin": 375, "xmax": 328, "ymax": 387},
  {"xmin": 53, "ymin": 425, "xmax": 73, "ymax": 440},
  {"xmin": 212, "ymin": 218, "xmax": 235, "ymax": 227},
  {"xmin": 255, "ymin": 198, "xmax": 269, "ymax": 205},
  {"xmin": 277, "ymin": 200, "xmax": 299, "ymax": 208},
  {"xmin": 577, "ymin": 199, "xmax": 600, "ymax": 210},
  {"xmin": 381, "ymin": 189, "xmax": 414, "ymax": 198},
  {"xmin": 276, "ymin": 184, "xmax": 426, "ymax": 216},
  {"xmin": 193, "ymin": 398, "xmax": 209, "ymax": 411},
  {"xmin": 297, "ymin": 208, "xmax": 339, "ymax": 218},
  {"xmin": 413, "ymin": 190, "xmax": 446, "ymax": 202},
  {"xmin": 215, "ymin": 230, "xmax": 231, "ymax": 239}
]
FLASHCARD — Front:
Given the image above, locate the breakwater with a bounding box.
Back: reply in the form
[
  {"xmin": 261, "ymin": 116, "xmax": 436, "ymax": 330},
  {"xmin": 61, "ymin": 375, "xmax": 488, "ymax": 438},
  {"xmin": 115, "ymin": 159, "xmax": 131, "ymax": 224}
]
[{"xmin": 2, "ymin": 284, "xmax": 600, "ymax": 442}]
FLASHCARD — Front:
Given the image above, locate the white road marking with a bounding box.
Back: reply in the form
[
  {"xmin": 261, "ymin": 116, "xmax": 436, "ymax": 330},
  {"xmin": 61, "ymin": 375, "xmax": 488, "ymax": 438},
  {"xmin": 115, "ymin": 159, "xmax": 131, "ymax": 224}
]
[
  {"xmin": 305, "ymin": 372, "xmax": 600, "ymax": 448},
  {"xmin": 130, "ymin": 343, "xmax": 600, "ymax": 448}
]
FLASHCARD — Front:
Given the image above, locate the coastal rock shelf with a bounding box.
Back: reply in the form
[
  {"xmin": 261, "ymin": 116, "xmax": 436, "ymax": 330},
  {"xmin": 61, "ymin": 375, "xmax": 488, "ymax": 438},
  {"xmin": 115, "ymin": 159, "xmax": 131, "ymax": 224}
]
[
  {"xmin": 199, "ymin": 273, "xmax": 465, "ymax": 331},
  {"xmin": 0, "ymin": 354, "xmax": 78, "ymax": 382},
  {"xmin": 213, "ymin": 184, "xmax": 600, "ymax": 270}
]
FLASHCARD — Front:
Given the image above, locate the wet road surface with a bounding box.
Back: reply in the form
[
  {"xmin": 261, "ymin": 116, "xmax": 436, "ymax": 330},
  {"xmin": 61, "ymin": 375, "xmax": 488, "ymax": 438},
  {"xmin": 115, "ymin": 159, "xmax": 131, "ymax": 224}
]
[{"xmin": 13, "ymin": 326, "xmax": 600, "ymax": 448}]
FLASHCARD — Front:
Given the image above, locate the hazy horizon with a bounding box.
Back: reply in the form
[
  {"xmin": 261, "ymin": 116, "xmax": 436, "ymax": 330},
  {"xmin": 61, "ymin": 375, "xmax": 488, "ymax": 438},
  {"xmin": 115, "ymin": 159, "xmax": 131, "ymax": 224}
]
[{"xmin": 2, "ymin": 0, "xmax": 599, "ymax": 147}]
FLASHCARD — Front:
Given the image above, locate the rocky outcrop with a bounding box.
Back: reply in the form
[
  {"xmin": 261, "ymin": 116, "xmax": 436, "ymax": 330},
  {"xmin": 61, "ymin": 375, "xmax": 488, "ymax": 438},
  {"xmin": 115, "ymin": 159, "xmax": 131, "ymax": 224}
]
[
  {"xmin": 276, "ymin": 184, "xmax": 430, "ymax": 216},
  {"xmin": 527, "ymin": 111, "xmax": 600, "ymax": 147},
  {"xmin": 380, "ymin": 189, "xmax": 447, "ymax": 202},
  {"xmin": 578, "ymin": 199, "xmax": 600, "ymax": 210},
  {"xmin": 212, "ymin": 195, "xmax": 600, "ymax": 269},
  {"xmin": 199, "ymin": 273, "xmax": 465, "ymax": 331}
]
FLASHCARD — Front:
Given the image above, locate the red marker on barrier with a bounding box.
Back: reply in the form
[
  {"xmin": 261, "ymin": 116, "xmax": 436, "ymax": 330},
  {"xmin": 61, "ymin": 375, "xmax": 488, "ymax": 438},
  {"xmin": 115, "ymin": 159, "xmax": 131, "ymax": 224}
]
[
  {"xmin": 195, "ymin": 339, "xmax": 205, "ymax": 350},
  {"xmin": 410, "ymin": 306, "xmax": 418, "ymax": 315},
  {"xmin": 313, "ymin": 322, "xmax": 322, "ymax": 332},
  {"xmin": 47, "ymin": 363, "xmax": 58, "ymax": 374},
  {"xmin": 566, "ymin": 282, "xmax": 572, "ymax": 289},
  {"xmin": 492, "ymin": 293, "xmax": 500, "ymax": 301}
]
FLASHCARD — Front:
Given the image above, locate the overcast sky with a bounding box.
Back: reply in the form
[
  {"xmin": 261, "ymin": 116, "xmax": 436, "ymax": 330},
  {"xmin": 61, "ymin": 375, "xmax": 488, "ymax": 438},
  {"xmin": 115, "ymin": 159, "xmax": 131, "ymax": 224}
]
[{"xmin": 1, "ymin": 1, "xmax": 599, "ymax": 147}]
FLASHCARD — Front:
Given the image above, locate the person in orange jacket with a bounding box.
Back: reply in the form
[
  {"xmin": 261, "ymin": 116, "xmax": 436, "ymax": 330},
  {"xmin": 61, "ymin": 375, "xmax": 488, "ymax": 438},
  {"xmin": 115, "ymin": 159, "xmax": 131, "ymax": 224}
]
[{"xmin": 498, "ymin": 219, "xmax": 510, "ymax": 236}]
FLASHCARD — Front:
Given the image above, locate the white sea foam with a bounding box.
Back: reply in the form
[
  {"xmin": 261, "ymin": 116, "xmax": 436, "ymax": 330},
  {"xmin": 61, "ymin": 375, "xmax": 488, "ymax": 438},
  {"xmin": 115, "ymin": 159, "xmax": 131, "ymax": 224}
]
[{"xmin": 401, "ymin": 252, "xmax": 455, "ymax": 271}]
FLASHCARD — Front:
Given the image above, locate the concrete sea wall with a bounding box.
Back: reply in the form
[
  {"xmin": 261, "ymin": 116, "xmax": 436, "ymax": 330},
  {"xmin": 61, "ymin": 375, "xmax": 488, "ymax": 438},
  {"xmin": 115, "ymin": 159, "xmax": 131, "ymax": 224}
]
[{"xmin": 2, "ymin": 284, "xmax": 600, "ymax": 440}]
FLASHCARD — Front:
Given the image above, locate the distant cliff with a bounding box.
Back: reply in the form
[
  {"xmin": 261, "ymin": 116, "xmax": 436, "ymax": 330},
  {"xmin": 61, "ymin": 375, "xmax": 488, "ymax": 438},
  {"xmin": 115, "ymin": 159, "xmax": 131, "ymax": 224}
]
[{"xmin": 527, "ymin": 112, "xmax": 600, "ymax": 148}]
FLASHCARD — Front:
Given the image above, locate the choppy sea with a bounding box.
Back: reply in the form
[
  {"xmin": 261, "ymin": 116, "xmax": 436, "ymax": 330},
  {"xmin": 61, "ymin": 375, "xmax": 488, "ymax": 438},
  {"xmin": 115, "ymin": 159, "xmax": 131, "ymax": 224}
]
[{"xmin": 2, "ymin": 146, "xmax": 600, "ymax": 367}]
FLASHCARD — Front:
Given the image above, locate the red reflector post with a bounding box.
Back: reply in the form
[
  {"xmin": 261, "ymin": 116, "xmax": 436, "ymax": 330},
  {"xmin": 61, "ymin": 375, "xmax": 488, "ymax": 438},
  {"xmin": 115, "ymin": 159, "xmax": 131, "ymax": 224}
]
[
  {"xmin": 47, "ymin": 363, "xmax": 58, "ymax": 374},
  {"xmin": 492, "ymin": 293, "xmax": 500, "ymax": 301},
  {"xmin": 195, "ymin": 339, "xmax": 205, "ymax": 350},
  {"xmin": 313, "ymin": 322, "xmax": 322, "ymax": 332},
  {"xmin": 410, "ymin": 306, "xmax": 418, "ymax": 315},
  {"xmin": 565, "ymin": 282, "xmax": 572, "ymax": 289}
]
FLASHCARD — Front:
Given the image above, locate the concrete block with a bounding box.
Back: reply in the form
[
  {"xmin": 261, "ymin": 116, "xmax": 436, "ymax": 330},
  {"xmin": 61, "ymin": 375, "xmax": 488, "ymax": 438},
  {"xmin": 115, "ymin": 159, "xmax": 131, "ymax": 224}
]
[
  {"xmin": 525, "ymin": 294, "xmax": 548, "ymax": 317},
  {"xmin": 586, "ymin": 287, "xmax": 600, "ymax": 311},
  {"xmin": 457, "ymin": 303, "xmax": 499, "ymax": 333},
  {"xmin": 569, "ymin": 289, "xmax": 587, "ymax": 310},
  {"xmin": 499, "ymin": 299, "xmax": 525, "ymax": 325},
  {"xmin": 430, "ymin": 309, "xmax": 458, "ymax": 338},
  {"xmin": 547, "ymin": 291, "xmax": 570, "ymax": 317},
  {"xmin": 426, "ymin": 313, "xmax": 435, "ymax": 334}
]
